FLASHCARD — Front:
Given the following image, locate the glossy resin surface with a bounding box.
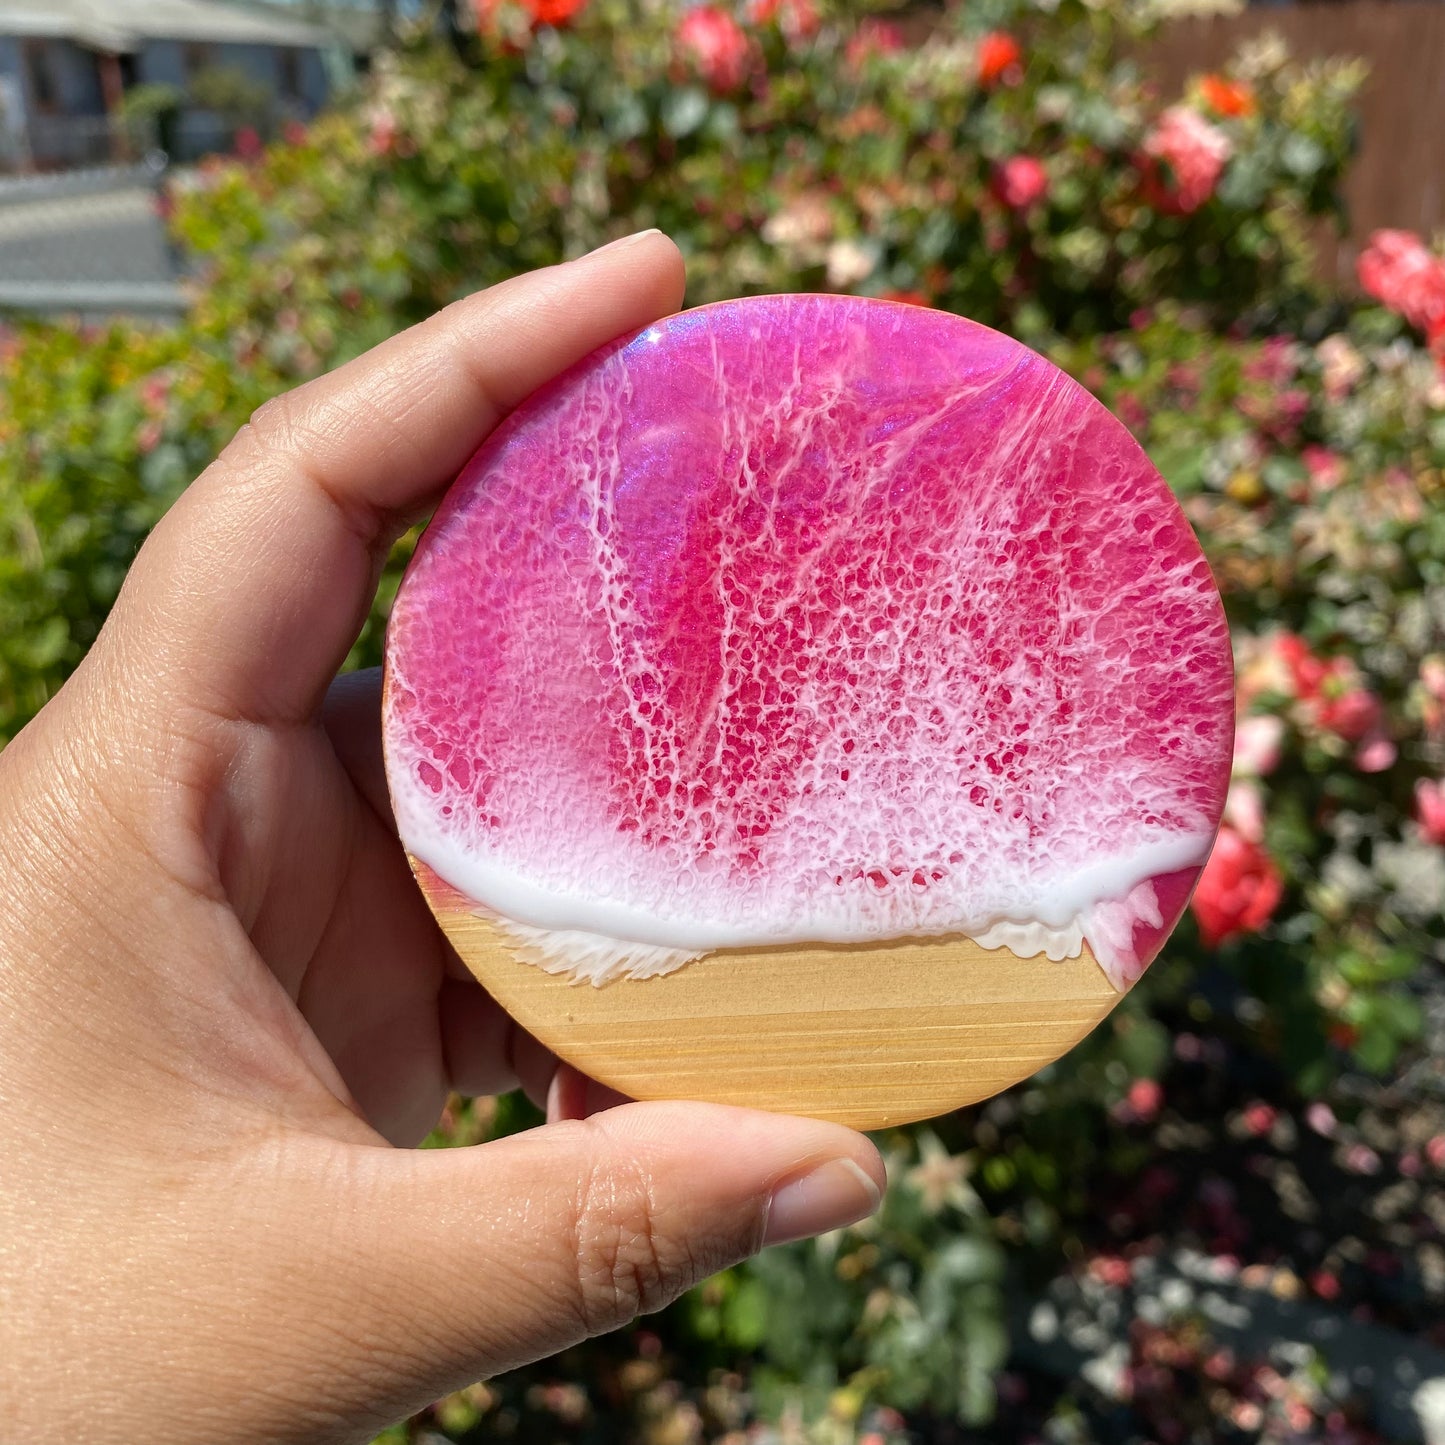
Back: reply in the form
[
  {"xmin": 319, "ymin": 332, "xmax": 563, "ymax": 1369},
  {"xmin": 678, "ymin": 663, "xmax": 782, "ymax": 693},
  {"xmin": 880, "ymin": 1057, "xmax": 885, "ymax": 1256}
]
[{"xmin": 384, "ymin": 296, "xmax": 1233, "ymax": 990}]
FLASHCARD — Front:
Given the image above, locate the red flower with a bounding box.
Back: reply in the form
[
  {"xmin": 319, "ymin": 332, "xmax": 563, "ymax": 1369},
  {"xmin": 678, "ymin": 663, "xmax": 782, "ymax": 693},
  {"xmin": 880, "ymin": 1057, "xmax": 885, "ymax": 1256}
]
[
  {"xmin": 1190, "ymin": 825, "xmax": 1283, "ymax": 947},
  {"xmin": 1357, "ymin": 229, "xmax": 1445, "ymax": 338},
  {"xmin": 282, "ymin": 120, "xmax": 308, "ymax": 147},
  {"xmin": 1273, "ymin": 632, "xmax": 1327, "ymax": 698},
  {"xmin": 1417, "ymin": 778, "xmax": 1445, "ymax": 845},
  {"xmin": 1302, "ymin": 445, "xmax": 1346, "ymax": 494},
  {"xmin": 879, "ymin": 290, "xmax": 930, "ymax": 307},
  {"xmin": 1315, "ymin": 682, "xmax": 1383, "ymax": 744},
  {"xmin": 1198, "ymin": 74, "xmax": 1255, "ymax": 119},
  {"xmin": 1241, "ymin": 1102, "xmax": 1277, "ymax": 1137},
  {"xmin": 845, "ymin": 17, "xmax": 903, "ymax": 68},
  {"xmin": 1139, "ymin": 106, "xmax": 1231, "ymax": 215},
  {"xmin": 747, "ymin": 0, "xmax": 819, "ymax": 43},
  {"xmin": 475, "ymin": 0, "xmax": 587, "ymax": 29},
  {"xmin": 976, "ymin": 31, "xmax": 1023, "ymax": 88},
  {"xmin": 1089, "ymin": 1255, "xmax": 1133, "ymax": 1288},
  {"xmin": 1126, "ymin": 1078, "xmax": 1163, "ymax": 1122},
  {"xmin": 677, "ymin": 5, "xmax": 752, "ymax": 93},
  {"xmin": 234, "ymin": 125, "xmax": 263, "ymax": 160},
  {"xmin": 530, "ymin": 0, "xmax": 588, "ymax": 23},
  {"xmin": 993, "ymin": 155, "xmax": 1048, "ymax": 211}
]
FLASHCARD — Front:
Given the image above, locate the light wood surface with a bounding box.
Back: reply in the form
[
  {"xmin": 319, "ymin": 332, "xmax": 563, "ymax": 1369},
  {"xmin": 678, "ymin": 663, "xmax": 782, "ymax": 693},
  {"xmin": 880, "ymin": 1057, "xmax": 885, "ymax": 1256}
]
[{"xmin": 414, "ymin": 860, "xmax": 1120, "ymax": 1128}]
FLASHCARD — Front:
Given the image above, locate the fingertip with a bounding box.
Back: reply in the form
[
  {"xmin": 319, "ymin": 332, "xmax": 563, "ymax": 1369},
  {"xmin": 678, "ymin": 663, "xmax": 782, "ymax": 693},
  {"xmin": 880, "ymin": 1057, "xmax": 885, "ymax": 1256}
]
[
  {"xmin": 763, "ymin": 1155, "xmax": 883, "ymax": 1247},
  {"xmin": 577, "ymin": 1100, "xmax": 886, "ymax": 1249},
  {"xmin": 572, "ymin": 229, "xmax": 686, "ymax": 316}
]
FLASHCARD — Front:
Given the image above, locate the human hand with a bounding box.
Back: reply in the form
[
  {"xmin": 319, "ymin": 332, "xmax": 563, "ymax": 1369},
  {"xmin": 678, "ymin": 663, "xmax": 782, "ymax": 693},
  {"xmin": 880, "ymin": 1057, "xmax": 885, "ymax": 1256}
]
[{"xmin": 0, "ymin": 233, "xmax": 885, "ymax": 1443}]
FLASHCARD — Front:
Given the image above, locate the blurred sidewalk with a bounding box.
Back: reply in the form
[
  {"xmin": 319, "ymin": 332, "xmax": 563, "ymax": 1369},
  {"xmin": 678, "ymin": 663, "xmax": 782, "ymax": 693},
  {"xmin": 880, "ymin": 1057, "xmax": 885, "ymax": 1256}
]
[{"xmin": 0, "ymin": 168, "xmax": 186, "ymax": 318}]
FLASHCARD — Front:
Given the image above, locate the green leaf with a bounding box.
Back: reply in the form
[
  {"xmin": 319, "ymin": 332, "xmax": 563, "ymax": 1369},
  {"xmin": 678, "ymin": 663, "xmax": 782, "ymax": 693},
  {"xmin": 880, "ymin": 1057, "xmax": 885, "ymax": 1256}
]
[{"xmin": 722, "ymin": 1275, "xmax": 771, "ymax": 1351}]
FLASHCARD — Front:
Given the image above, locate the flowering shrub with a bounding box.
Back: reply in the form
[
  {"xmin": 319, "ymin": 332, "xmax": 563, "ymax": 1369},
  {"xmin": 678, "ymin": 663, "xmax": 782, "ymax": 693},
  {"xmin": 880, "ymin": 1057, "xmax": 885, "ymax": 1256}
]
[
  {"xmin": 157, "ymin": 0, "xmax": 1362, "ymax": 358},
  {"xmin": 1057, "ymin": 306, "xmax": 1444, "ymax": 1080},
  {"xmin": 2, "ymin": 1, "xmax": 1442, "ymax": 1439}
]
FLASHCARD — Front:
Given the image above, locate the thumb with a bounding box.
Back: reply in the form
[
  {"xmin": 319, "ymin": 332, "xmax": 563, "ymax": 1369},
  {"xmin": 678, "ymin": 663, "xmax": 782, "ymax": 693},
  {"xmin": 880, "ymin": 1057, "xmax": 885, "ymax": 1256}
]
[{"xmin": 305, "ymin": 1104, "xmax": 883, "ymax": 1434}]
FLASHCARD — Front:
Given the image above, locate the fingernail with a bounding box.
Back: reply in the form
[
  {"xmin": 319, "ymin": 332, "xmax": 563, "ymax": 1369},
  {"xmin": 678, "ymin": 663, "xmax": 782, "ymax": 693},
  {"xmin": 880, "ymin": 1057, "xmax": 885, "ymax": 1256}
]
[
  {"xmin": 763, "ymin": 1158, "xmax": 882, "ymax": 1247},
  {"xmin": 582, "ymin": 228, "xmax": 663, "ymax": 260},
  {"xmin": 546, "ymin": 1066, "xmax": 579, "ymax": 1124}
]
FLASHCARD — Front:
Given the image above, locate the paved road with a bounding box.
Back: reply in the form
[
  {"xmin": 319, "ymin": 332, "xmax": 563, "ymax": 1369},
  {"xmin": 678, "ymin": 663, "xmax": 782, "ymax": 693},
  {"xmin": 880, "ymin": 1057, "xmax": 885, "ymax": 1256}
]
[{"xmin": 0, "ymin": 184, "xmax": 186, "ymax": 316}]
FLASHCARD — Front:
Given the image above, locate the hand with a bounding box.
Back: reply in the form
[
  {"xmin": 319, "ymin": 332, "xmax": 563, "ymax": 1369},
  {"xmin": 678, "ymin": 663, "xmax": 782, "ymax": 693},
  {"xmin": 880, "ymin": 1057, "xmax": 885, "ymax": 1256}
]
[{"xmin": 0, "ymin": 233, "xmax": 885, "ymax": 1444}]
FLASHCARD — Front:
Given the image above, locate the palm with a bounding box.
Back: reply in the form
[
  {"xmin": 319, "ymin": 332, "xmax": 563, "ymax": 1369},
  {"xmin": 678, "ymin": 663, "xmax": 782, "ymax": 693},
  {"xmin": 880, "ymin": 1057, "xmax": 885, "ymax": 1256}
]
[{"xmin": 213, "ymin": 671, "xmax": 471, "ymax": 1146}]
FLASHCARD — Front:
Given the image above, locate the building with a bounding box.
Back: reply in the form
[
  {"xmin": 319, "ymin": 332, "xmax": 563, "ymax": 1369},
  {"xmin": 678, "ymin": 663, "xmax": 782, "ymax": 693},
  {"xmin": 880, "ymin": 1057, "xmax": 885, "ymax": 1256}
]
[{"xmin": 0, "ymin": 0, "xmax": 348, "ymax": 171}]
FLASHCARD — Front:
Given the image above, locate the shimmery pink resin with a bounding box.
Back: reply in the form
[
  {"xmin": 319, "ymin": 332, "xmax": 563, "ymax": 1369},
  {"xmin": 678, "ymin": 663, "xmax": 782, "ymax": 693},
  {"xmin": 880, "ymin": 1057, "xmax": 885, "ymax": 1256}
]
[{"xmin": 383, "ymin": 296, "xmax": 1234, "ymax": 990}]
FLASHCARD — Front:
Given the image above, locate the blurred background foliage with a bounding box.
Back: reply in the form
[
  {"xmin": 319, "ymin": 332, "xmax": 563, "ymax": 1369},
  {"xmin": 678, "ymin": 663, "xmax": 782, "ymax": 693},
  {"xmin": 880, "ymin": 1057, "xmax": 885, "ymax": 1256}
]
[{"xmin": 2, "ymin": 0, "xmax": 1443, "ymax": 1439}]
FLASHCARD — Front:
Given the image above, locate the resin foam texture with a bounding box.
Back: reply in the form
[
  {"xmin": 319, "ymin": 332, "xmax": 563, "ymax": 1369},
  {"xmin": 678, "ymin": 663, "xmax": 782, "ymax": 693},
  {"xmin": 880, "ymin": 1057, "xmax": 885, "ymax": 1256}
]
[{"xmin": 383, "ymin": 296, "xmax": 1234, "ymax": 990}]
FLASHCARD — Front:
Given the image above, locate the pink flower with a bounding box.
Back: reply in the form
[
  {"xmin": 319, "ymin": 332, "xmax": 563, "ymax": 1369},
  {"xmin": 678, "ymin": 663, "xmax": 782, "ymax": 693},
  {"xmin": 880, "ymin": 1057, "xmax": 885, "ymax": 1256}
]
[
  {"xmin": 282, "ymin": 120, "xmax": 308, "ymax": 147},
  {"xmin": 677, "ymin": 6, "xmax": 752, "ymax": 93},
  {"xmin": 367, "ymin": 107, "xmax": 398, "ymax": 156},
  {"xmin": 1357, "ymin": 229, "xmax": 1445, "ymax": 335},
  {"xmin": 1089, "ymin": 1254, "xmax": 1132, "ymax": 1288},
  {"xmin": 1223, "ymin": 779, "xmax": 1266, "ymax": 844},
  {"xmin": 234, "ymin": 125, "xmax": 263, "ymax": 160},
  {"xmin": 1191, "ymin": 825, "xmax": 1284, "ymax": 947},
  {"xmin": 1343, "ymin": 1143, "xmax": 1381, "ymax": 1175},
  {"xmin": 1127, "ymin": 1078, "xmax": 1163, "ymax": 1121},
  {"xmin": 140, "ymin": 373, "xmax": 170, "ymax": 415},
  {"xmin": 1140, "ymin": 106, "xmax": 1231, "ymax": 215},
  {"xmin": 1273, "ymin": 650, "xmax": 1394, "ymax": 767},
  {"xmin": 1417, "ymin": 777, "xmax": 1445, "ymax": 844},
  {"xmin": 1302, "ymin": 445, "xmax": 1346, "ymax": 494},
  {"xmin": 1241, "ymin": 1102, "xmax": 1277, "ymax": 1137},
  {"xmin": 1316, "ymin": 682, "xmax": 1383, "ymax": 743},
  {"xmin": 1244, "ymin": 335, "xmax": 1299, "ymax": 386},
  {"xmin": 1353, "ymin": 734, "xmax": 1396, "ymax": 773},
  {"xmin": 993, "ymin": 155, "xmax": 1048, "ymax": 212},
  {"xmin": 845, "ymin": 17, "xmax": 903, "ymax": 68},
  {"xmin": 1233, "ymin": 715, "xmax": 1283, "ymax": 777}
]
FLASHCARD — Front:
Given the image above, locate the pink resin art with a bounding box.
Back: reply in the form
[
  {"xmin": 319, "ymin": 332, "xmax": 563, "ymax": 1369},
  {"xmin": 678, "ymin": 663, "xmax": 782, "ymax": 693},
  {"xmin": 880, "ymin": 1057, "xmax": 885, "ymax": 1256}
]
[{"xmin": 383, "ymin": 295, "xmax": 1234, "ymax": 991}]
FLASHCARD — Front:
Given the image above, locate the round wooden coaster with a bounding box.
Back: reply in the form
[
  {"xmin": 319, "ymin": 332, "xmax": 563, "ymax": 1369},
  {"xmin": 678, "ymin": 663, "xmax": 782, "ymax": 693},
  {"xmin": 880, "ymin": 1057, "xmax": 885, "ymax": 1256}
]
[{"xmin": 413, "ymin": 859, "xmax": 1119, "ymax": 1129}]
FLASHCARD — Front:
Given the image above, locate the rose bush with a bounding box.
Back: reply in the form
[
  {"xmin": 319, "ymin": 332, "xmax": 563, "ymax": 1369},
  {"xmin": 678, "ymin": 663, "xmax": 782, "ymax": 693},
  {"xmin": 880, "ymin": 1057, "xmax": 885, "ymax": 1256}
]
[{"xmin": 2, "ymin": 0, "xmax": 1442, "ymax": 1439}]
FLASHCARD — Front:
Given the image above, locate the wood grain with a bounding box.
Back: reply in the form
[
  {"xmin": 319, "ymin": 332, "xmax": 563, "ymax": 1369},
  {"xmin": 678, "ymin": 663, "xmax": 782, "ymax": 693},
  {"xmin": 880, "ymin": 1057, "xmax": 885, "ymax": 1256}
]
[{"xmin": 414, "ymin": 860, "xmax": 1120, "ymax": 1129}]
